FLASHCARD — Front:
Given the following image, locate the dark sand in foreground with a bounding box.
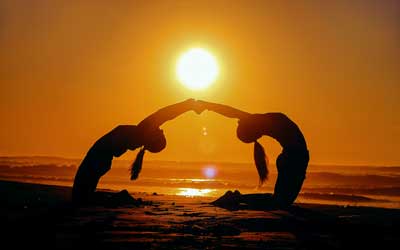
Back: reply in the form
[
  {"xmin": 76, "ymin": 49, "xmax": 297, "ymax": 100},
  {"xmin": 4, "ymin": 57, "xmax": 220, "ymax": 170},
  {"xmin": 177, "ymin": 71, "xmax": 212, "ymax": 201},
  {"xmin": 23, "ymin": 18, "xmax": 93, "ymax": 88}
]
[{"xmin": 1, "ymin": 180, "xmax": 399, "ymax": 250}]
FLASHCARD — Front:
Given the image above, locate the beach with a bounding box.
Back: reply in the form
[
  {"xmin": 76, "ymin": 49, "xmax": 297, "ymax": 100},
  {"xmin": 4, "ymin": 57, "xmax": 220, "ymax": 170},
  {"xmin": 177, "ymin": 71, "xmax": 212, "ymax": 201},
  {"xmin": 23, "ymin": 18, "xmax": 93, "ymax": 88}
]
[{"xmin": 2, "ymin": 180, "xmax": 400, "ymax": 250}]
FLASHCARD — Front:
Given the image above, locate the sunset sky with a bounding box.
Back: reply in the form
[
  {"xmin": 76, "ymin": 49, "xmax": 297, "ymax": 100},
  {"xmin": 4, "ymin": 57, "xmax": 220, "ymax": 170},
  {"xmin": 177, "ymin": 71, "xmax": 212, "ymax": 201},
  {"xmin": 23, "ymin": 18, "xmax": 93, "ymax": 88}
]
[{"xmin": 1, "ymin": 1, "xmax": 399, "ymax": 165}]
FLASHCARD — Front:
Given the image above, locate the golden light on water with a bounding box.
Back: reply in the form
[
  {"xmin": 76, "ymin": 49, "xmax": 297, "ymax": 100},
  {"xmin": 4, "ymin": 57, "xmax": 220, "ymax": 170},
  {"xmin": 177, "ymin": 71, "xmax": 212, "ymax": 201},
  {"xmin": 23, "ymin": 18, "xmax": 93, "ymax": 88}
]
[
  {"xmin": 177, "ymin": 188, "xmax": 216, "ymax": 197},
  {"xmin": 176, "ymin": 48, "xmax": 219, "ymax": 90}
]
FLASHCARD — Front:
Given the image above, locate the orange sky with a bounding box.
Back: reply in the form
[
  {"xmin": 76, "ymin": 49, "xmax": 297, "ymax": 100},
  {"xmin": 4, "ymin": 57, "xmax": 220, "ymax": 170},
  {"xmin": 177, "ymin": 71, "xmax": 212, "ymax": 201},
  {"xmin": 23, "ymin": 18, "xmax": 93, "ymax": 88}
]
[{"xmin": 1, "ymin": 1, "xmax": 399, "ymax": 165}]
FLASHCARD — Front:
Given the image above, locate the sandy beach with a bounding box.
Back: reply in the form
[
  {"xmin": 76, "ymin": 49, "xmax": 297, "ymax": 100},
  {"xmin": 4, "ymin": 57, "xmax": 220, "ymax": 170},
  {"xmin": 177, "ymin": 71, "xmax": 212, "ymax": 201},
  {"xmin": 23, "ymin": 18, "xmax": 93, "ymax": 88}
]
[{"xmin": 1, "ymin": 180, "xmax": 399, "ymax": 250}]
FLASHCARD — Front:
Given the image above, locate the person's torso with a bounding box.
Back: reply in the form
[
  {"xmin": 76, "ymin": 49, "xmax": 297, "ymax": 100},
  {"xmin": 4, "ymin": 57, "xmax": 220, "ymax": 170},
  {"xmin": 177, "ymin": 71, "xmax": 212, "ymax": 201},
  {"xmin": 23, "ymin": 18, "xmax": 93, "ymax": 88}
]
[
  {"xmin": 258, "ymin": 113, "xmax": 307, "ymax": 150},
  {"xmin": 88, "ymin": 125, "xmax": 140, "ymax": 158}
]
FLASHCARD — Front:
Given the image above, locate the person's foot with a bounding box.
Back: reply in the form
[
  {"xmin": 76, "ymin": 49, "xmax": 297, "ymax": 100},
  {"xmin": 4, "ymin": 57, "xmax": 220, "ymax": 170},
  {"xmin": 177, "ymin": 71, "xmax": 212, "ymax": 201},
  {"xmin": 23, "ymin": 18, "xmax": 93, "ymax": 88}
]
[
  {"xmin": 108, "ymin": 189, "xmax": 139, "ymax": 207},
  {"xmin": 211, "ymin": 190, "xmax": 242, "ymax": 209}
]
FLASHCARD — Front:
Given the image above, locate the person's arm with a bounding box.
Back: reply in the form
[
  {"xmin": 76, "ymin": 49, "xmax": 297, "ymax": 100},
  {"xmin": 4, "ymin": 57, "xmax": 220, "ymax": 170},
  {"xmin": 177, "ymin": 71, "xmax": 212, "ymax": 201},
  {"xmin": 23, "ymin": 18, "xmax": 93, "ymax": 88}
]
[
  {"xmin": 198, "ymin": 100, "xmax": 251, "ymax": 119},
  {"xmin": 138, "ymin": 99, "xmax": 200, "ymax": 128}
]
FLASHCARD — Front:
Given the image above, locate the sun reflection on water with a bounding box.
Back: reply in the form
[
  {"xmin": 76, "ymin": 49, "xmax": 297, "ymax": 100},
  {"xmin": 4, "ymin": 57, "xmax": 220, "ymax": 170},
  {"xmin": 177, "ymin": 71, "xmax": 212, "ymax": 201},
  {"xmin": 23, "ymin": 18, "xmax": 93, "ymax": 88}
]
[{"xmin": 177, "ymin": 188, "xmax": 216, "ymax": 197}]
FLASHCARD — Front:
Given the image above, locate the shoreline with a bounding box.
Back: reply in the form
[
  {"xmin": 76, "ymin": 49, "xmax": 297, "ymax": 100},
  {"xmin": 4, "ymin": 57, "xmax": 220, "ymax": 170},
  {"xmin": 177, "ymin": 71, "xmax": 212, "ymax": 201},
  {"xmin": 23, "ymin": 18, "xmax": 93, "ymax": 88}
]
[
  {"xmin": 2, "ymin": 179, "xmax": 400, "ymax": 249},
  {"xmin": 1, "ymin": 177, "xmax": 399, "ymax": 209}
]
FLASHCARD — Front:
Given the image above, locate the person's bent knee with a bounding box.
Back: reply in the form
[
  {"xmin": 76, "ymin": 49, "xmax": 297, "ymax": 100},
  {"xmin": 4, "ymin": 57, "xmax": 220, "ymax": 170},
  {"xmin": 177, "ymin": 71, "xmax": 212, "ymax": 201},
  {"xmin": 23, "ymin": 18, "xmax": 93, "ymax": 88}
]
[
  {"xmin": 72, "ymin": 174, "xmax": 101, "ymax": 205},
  {"xmin": 271, "ymin": 194, "xmax": 296, "ymax": 209}
]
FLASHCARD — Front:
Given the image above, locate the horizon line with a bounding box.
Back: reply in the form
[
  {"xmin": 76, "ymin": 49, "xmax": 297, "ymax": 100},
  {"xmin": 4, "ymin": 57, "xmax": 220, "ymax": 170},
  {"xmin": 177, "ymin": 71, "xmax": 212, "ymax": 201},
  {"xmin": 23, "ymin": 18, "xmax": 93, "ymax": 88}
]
[{"xmin": 0, "ymin": 154, "xmax": 399, "ymax": 168}]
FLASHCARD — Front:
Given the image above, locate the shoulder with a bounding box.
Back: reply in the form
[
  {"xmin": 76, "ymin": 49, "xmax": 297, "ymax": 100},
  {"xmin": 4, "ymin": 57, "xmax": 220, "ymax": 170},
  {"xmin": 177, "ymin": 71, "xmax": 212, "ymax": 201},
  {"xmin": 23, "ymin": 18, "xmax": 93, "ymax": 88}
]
[
  {"xmin": 111, "ymin": 125, "xmax": 139, "ymax": 137},
  {"xmin": 261, "ymin": 112, "xmax": 290, "ymax": 120},
  {"xmin": 263, "ymin": 113, "xmax": 298, "ymax": 126},
  {"xmin": 112, "ymin": 125, "xmax": 137, "ymax": 131}
]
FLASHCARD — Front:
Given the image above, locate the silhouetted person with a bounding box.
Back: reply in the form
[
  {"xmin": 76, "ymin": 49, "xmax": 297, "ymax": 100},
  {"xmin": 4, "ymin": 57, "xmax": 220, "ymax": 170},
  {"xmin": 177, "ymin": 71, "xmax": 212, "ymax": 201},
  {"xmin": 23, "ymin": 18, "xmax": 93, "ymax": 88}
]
[
  {"xmin": 72, "ymin": 99, "xmax": 203, "ymax": 205},
  {"xmin": 199, "ymin": 100, "xmax": 309, "ymax": 208}
]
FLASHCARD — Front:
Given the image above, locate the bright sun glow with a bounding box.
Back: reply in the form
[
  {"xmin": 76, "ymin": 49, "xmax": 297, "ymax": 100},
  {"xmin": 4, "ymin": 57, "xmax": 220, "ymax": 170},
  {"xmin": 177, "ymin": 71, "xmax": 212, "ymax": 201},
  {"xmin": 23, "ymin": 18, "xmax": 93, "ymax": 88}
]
[
  {"xmin": 177, "ymin": 188, "xmax": 215, "ymax": 197},
  {"xmin": 177, "ymin": 48, "xmax": 219, "ymax": 90}
]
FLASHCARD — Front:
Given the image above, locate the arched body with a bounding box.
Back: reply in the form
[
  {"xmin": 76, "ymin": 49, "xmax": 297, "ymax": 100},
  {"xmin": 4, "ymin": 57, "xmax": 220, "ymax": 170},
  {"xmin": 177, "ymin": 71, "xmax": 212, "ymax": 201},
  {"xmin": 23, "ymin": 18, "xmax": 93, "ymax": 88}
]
[
  {"xmin": 72, "ymin": 99, "xmax": 202, "ymax": 204},
  {"xmin": 257, "ymin": 113, "xmax": 309, "ymax": 208},
  {"xmin": 199, "ymin": 100, "xmax": 309, "ymax": 208},
  {"xmin": 72, "ymin": 125, "xmax": 140, "ymax": 204}
]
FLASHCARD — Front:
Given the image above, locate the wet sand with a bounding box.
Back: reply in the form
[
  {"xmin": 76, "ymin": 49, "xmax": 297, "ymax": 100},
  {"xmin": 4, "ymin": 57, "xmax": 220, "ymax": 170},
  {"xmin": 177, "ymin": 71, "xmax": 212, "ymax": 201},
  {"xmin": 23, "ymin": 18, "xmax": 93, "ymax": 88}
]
[{"xmin": 1, "ymin": 180, "xmax": 400, "ymax": 250}]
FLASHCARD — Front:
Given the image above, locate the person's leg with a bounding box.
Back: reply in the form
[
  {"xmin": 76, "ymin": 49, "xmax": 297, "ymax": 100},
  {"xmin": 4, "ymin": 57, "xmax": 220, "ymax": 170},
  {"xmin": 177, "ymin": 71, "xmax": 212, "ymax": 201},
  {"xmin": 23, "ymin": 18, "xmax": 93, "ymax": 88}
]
[
  {"xmin": 274, "ymin": 173, "xmax": 305, "ymax": 208},
  {"xmin": 272, "ymin": 153, "xmax": 290, "ymax": 208},
  {"xmin": 272, "ymin": 151, "xmax": 308, "ymax": 208},
  {"xmin": 72, "ymin": 164, "xmax": 94, "ymax": 204},
  {"xmin": 72, "ymin": 155, "xmax": 112, "ymax": 204}
]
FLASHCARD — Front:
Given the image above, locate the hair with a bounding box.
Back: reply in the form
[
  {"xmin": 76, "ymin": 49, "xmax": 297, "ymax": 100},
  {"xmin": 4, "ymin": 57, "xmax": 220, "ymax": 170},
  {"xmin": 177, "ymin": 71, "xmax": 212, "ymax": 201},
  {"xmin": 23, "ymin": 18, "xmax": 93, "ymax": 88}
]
[
  {"xmin": 130, "ymin": 147, "xmax": 146, "ymax": 180},
  {"xmin": 253, "ymin": 140, "xmax": 269, "ymax": 185},
  {"xmin": 129, "ymin": 129, "xmax": 166, "ymax": 181}
]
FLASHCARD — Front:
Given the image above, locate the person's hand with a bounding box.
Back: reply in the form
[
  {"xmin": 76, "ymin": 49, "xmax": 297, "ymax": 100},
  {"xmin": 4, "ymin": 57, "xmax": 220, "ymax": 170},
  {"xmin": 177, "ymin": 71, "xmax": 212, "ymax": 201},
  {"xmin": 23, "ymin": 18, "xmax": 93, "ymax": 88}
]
[
  {"xmin": 194, "ymin": 100, "xmax": 210, "ymax": 113},
  {"xmin": 182, "ymin": 98, "xmax": 196, "ymax": 110},
  {"xmin": 183, "ymin": 98, "xmax": 196, "ymax": 105},
  {"xmin": 183, "ymin": 98, "xmax": 205, "ymax": 114},
  {"xmin": 193, "ymin": 99, "xmax": 206, "ymax": 114}
]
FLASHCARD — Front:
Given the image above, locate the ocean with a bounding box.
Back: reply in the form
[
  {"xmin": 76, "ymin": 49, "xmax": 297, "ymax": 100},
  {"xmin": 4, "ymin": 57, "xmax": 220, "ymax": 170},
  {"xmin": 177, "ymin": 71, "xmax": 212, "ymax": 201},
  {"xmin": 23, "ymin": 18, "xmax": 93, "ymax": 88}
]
[{"xmin": 1, "ymin": 156, "xmax": 399, "ymax": 208}]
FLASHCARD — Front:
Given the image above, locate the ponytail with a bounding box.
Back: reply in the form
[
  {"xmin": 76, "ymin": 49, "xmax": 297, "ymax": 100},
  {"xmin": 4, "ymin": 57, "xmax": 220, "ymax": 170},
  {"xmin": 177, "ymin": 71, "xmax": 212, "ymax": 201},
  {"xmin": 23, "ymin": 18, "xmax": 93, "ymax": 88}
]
[
  {"xmin": 254, "ymin": 141, "xmax": 268, "ymax": 185},
  {"xmin": 130, "ymin": 147, "xmax": 146, "ymax": 180}
]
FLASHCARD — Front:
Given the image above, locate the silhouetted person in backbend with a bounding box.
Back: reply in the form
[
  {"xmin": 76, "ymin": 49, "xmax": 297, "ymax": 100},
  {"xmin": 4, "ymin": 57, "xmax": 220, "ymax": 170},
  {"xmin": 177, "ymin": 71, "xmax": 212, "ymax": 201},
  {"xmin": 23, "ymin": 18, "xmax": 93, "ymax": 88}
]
[
  {"xmin": 72, "ymin": 99, "xmax": 203, "ymax": 205},
  {"xmin": 199, "ymin": 100, "xmax": 309, "ymax": 208}
]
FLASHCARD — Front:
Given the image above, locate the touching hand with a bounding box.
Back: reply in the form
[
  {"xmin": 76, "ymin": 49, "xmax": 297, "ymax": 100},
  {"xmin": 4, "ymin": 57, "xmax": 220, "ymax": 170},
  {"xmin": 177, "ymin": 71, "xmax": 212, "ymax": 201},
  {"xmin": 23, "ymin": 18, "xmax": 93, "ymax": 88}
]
[
  {"xmin": 182, "ymin": 98, "xmax": 206, "ymax": 114},
  {"xmin": 193, "ymin": 99, "xmax": 206, "ymax": 114},
  {"xmin": 195, "ymin": 100, "xmax": 211, "ymax": 113}
]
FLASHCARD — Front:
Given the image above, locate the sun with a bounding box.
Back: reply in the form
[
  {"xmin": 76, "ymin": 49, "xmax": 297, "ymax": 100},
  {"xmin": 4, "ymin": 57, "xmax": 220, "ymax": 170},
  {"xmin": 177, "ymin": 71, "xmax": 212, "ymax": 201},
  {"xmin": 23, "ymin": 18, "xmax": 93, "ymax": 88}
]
[{"xmin": 177, "ymin": 48, "xmax": 219, "ymax": 90}]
